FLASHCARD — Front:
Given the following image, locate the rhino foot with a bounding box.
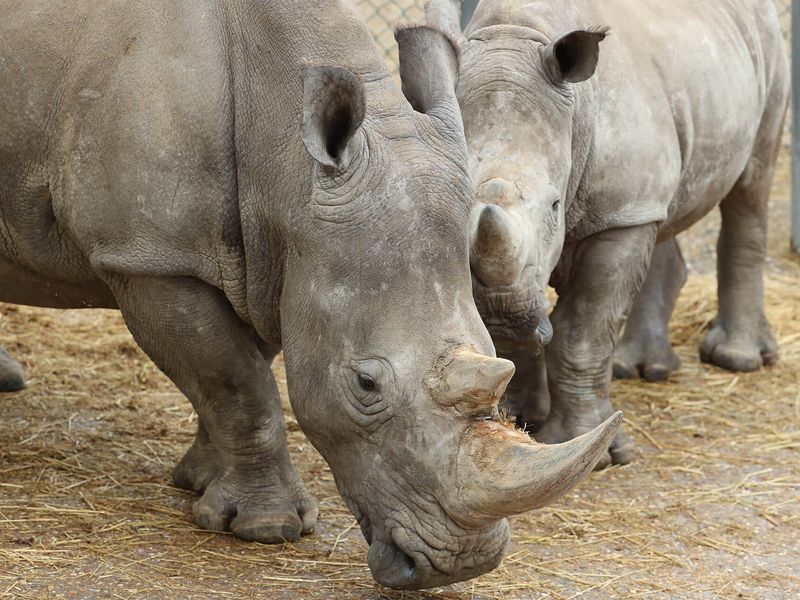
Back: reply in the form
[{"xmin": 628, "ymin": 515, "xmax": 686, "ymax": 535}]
[
  {"xmin": 188, "ymin": 464, "xmax": 318, "ymax": 543},
  {"xmin": 172, "ymin": 433, "xmax": 222, "ymax": 493},
  {"xmin": 699, "ymin": 323, "xmax": 778, "ymax": 372},
  {"xmin": 173, "ymin": 426, "xmax": 317, "ymax": 544},
  {"xmin": 613, "ymin": 333, "xmax": 681, "ymax": 382},
  {"xmin": 0, "ymin": 347, "xmax": 25, "ymax": 392},
  {"xmin": 534, "ymin": 404, "xmax": 635, "ymax": 469}
]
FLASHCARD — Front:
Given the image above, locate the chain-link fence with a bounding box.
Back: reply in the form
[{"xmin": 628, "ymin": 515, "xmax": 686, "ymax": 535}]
[
  {"xmin": 777, "ymin": 0, "xmax": 792, "ymax": 42},
  {"xmin": 355, "ymin": 0, "xmax": 426, "ymax": 77}
]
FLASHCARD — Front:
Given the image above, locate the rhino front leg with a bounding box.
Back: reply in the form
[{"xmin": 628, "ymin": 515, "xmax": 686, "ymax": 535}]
[
  {"xmin": 613, "ymin": 237, "xmax": 687, "ymax": 382},
  {"xmin": 0, "ymin": 347, "xmax": 25, "ymax": 392},
  {"xmin": 108, "ymin": 275, "xmax": 317, "ymax": 542},
  {"xmin": 537, "ymin": 224, "xmax": 657, "ymax": 467},
  {"xmin": 171, "ymin": 419, "xmax": 222, "ymax": 494},
  {"xmin": 498, "ymin": 345, "xmax": 550, "ymax": 431}
]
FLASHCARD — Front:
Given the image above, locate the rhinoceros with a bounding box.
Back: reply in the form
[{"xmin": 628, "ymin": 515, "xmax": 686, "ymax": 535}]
[
  {"xmin": 0, "ymin": 0, "xmax": 623, "ymax": 590},
  {"xmin": 427, "ymin": 0, "xmax": 789, "ymax": 466}
]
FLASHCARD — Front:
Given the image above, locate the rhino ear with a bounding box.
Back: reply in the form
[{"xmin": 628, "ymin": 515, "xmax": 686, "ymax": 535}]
[
  {"xmin": 425, "ymin": 0, "xmax": 465, "ymax": 42},
  {"xmin": 301, "ymin": 66, "xmax": 366, "ymax": 169},
  {"xmin": 396, "ymin": 26, "xmax": 462, "ymax": 132},
  {"xmin": 542, "ymin": 28, "xmax": 609, "ymax": 85}
]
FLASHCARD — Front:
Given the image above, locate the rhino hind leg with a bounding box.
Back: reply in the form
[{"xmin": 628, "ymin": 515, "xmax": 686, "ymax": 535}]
[
  {"xmin": 700, "ymin": 95, "xmax": 786, "ymax": 373},
  {"xmin": 613, "ymin": 238, "xmax": 686, "ymax": 382},
  {"xmin": 701, "ymin": 163, "xmax": 780, "ymax": 371},
  {"xmin": 109, "ymin": 275, "xmax": 317, "ymax": 543},
  {"xmin": 0, "ymin": 346, "xmax": 25, "ymax": 392}
]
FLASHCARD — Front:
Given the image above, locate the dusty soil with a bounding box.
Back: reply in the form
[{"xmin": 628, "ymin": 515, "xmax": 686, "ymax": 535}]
[{"xmin": 1, "ymin": 160, "xmax": 798, "ymax": 598}]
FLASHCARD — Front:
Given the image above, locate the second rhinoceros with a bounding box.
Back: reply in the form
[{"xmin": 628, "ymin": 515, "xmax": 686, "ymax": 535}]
[
  {"xmin": 0, "ymin": 0, "xmax": 622, "ymax": 590},
  {"xmin": 428, "ymin": 0, "xmax": 789, "ymax": 465}
]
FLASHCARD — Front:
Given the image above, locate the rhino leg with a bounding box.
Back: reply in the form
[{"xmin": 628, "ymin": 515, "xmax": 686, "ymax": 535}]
[
  {"xmin": 0, "ymin": 347, "xmax": 25, "ymax": 392},
  {"xmin": 700, "ymin": 129, "xmax": 784, "ymax": 371},
  {"xmin": 613, "ymin": 238, "xmax": 686, "ymax": 382},
  {"xmin": 536, "ymin": 224, "xmax": 657, "ymax": 467},
  {"xmin": 172, "ymin": 420, "xmax": 223, "ymax": 493},
  {"xmin": 498, "ymin": 345, "xmax": 550, "ymax": 431},
  {"xmin": 109, "ymin": 275, "xmax": 317, "ymax": 543}
]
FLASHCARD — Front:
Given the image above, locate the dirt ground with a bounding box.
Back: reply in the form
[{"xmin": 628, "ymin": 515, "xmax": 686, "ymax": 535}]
[{"xmin": 1, "ymin": 148, "xmax": 798, "ymax": 598}]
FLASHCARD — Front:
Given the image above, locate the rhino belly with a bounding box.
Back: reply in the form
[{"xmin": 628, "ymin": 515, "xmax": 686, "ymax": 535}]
[{"xmin": 0, "ymin": 255, "xmax": 116, "ymax": 309}]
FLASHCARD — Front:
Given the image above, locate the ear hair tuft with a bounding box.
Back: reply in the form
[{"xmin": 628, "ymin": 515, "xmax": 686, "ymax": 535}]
[{"xmin": 587, "ymin": 25, "xmax": 611, "ymax": 39}]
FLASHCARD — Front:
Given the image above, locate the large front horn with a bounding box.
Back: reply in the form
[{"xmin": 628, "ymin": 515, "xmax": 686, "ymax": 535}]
[
  {"xmin": 470, "ymin": 204, "xmax": 526, "ymax": 287},
  {"xmin": 455, "ymin": 412, "xmax": 623, "ymax": 525}
]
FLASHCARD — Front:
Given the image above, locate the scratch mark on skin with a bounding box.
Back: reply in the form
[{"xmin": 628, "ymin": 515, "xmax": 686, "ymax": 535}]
[
  {"xmin": 170, "ymin": 178, "xmax": 181, "ymax": 216},
  {"xmin": 122, "ymin": 36, "xmax": 137, "ymax": 56}
]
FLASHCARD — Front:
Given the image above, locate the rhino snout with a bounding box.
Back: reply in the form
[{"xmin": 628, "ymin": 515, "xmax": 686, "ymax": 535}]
[{"xmin": 366, "ymin": 522, "xmax": 508, "ymax": 590}]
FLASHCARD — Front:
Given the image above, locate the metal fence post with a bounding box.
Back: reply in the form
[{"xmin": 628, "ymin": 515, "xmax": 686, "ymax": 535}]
[
  {"xmin": 461, "ymin": 0, "xmax": 479, "ymax": 29},
  {"xmin": 793, "ymin": 0, "xmax": 800, "ymax": 252}
]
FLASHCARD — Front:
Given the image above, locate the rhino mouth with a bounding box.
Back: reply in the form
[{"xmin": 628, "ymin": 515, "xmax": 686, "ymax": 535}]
[
  {"xmin": 367, "ymin": 536, "xmax": 419, "ymax": 589},
  {"xmin": 356, "ymin": 508, "xmax": 423, "ymax": 589},
  {"xmin": 356, "ymin": 509, "xmax": 421, "ymax": 588},
  {"xmin": 473, "ymin": 287, "xmax": 550, "ymax": 347},
  {"xmin": 471, "ymin": 265, "xmax": 551, "ymax": 345},
  {"xmin": 353, "ymin": 500, "xmax": 508, "ymax": 590},
  {"xmin": 365, "ymin": 522, "xmax": 507, "ymax": 590}
]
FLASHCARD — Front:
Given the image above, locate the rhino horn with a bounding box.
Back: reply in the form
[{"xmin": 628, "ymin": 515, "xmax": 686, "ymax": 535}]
[
  {"xmin": 470, "ymin": 204, "xmax": 526, "ymax": 287},
  {"xmin": 428, "ymin": 348, "xmax": 515, "ymax": 417},
  {"xmin": 455, "ymin": 411, "xmax": 623, "ymax": 525}
]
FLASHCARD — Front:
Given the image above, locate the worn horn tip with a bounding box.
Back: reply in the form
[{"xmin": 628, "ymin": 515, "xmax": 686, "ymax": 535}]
[
  {"xmin": 606, "ymin": 411, "xmax": 624, "ymax": 438},
  {"xmin": 477, "ymin": 204, "xmax": 511, "ymax": 238},
  {"xmin": 609, "ymin": 410, "xmax": 624, "ymax": 428},
  {"xmin": 584, "ymin": 410, "xmax": 624, "ymax": 467}
]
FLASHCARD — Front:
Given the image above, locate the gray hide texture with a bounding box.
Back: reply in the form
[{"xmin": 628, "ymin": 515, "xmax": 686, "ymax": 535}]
[
  {"xmin": 429, "ymin": 0, "xmax": 789, "ymax": 466},
  {"xmin": 0, "ymin": 0, "xmax": 623, "ymax": 590}
]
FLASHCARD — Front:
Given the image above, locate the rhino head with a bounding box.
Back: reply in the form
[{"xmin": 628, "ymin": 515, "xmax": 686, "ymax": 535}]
[
  {"xmin": 282, "ymin": 26, "xmax": 619, "ymax": 589},
  {"xmin": 427, "ymin": 1, "xmax": 607, "ymax": 350}
]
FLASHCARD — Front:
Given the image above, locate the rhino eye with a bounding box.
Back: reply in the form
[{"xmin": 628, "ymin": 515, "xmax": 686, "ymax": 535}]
[
  {"xmin": 358, "ymin": 373, "xmax": 376, "ymax": 392},
  {"xmin": 551, "ymin": 199, "xmax": 560, "ymax": 211}
]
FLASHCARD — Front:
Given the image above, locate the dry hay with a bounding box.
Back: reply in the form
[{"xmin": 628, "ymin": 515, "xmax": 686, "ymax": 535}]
[{"xmin": 1, "ymin": 158, "xmax": 798, "ymax": 599}]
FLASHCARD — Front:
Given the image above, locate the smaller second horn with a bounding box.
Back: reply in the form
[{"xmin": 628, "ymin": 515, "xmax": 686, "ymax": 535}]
[
  {"xmin": 470, "ymin": 204, "xmax": 526, "ymax": 287},
  {"xmin": 427, "ymin": 348, "xmax": 515, "ymax": 417}
]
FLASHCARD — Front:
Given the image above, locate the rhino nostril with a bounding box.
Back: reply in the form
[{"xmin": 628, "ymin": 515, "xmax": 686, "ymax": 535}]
[{"xmin": 367, "ymin": 540, "xmax": 417, "ymax": 589}]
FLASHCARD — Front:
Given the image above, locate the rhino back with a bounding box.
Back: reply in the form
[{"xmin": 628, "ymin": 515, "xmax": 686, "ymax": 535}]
[
  {"xmin": 0, "ymin": 1, "xmax": 241, "ymax": 303},
  {"xmin": 471, "ymin": 0, "xmax": 788, "ymax": 240},
  {"xmin": 0, "ymin": 1, "xmax": 388, "ymax": 318},
  {"xmin": 580, "ymin": 0, "xmax": 788, "ymax": 239}
]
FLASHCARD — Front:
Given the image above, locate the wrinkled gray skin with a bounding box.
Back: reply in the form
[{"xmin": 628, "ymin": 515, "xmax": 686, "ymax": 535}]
[
  {"xmin": 0, "ymin": 0, "xmax": 623, "ymax": 590},
  {"xmin": 429, "ymin": 0, "xmax": 789, "ymax": 465}
]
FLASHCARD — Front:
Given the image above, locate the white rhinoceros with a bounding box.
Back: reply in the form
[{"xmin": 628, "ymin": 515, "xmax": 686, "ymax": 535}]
[
  {"xmin": 429, "ymin": 0, "xmax": 789, "ymax": 465},
  {"xmin": 0, "ymin": 0, "xmax": 621, "ymax": 589}
]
